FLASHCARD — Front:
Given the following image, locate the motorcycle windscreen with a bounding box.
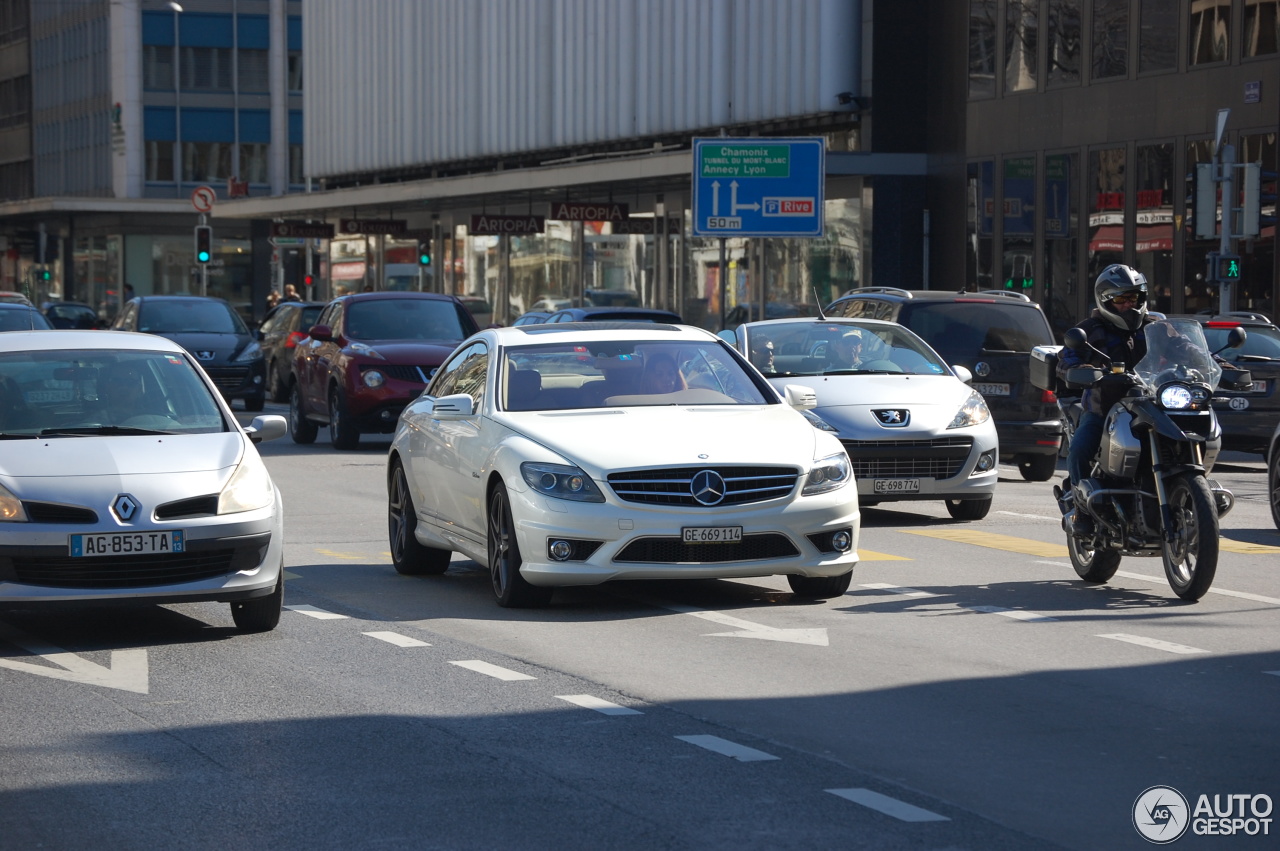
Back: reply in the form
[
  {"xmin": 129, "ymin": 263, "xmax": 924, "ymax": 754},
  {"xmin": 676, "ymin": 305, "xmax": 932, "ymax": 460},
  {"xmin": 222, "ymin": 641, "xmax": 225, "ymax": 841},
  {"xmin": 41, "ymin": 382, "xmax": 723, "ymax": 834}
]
[{"xmin": 1135, "ymin": 319, "xmax": 1223, "ymax": 390}]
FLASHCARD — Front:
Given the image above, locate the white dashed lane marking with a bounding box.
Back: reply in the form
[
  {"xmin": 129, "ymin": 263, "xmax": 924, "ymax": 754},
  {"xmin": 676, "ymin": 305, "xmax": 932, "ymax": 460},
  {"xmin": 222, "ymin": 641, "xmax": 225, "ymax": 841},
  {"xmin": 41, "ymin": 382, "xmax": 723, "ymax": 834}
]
[
  {"xmin": 449, "ymin": 660, "xmax": 536, "ymax": 681},
  {"xmin": 675, "ymin": 735, "xmax": 779, "ymax": 762},
  {"xmin": 285, "ymin": 604, "xmax": 348, "ymax": 620},
  {"xmin": 860, "ymin": 583, "xmax": 938, "ymax": 598},
  {"xmin": 1097, "ymin": 633, "xmax": 1209, "ymax": 655},
  {"xmin": 556, "ymin": 695, "xmax": 643, "ymax": 715},
  {"xmin": 826, "ymin": 788, "xmax": 950, "ymax": 822},
  {"xmin": 363, "ymin": 631, "xmax": 430, "ymax": 648},
  {"xmin": 965, "ymin": 605, "xmax": 1058, "ymax": 622}
]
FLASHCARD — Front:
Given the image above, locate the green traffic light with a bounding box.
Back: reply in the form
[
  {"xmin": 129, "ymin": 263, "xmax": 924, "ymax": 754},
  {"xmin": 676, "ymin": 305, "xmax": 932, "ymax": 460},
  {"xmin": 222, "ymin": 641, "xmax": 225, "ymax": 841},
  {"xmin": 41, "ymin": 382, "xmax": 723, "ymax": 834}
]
[
  {"xmin": 197, "ymin": 251, "xmax": 211, "ymax": 263},
  {"xmin": 419, "ymin": 254, "xmax": 431, "ymax": 266}
]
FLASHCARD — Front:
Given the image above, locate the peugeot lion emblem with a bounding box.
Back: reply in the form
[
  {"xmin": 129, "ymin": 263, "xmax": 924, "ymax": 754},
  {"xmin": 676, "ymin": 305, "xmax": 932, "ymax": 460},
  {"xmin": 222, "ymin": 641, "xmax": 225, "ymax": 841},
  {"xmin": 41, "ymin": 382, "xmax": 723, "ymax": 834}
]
[
  {"xmin": 974, "ymin": 361, "xmax": 991, "ymax": 377},
  {"xmin": 111, "ymin": 493, "xmax": 140, "ymax": 522},
  {"xmin": 195, "ymin": 351, "xmax": 216, "ymax": 361},
  {"xmin": 873, "ymin": 409, "xmax": 910, "ymax": 427},
  {"xmin": 690, "ymin": 470, "xmax": 726, "ymax": 505}
]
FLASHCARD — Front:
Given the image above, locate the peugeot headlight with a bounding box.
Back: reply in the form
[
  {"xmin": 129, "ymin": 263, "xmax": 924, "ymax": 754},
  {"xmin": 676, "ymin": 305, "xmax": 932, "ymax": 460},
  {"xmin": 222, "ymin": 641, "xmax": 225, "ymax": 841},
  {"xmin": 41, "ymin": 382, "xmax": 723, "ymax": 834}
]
[
  {"xmin": 233, "ymin": 341, "xmax": 262, "ymax": 363},
  {"xmin": 521, "ymin": 462, "xmax": 605, "ymax": 503},
  {"xmin": 218, "ymin": 452, "xmax": 275, "ymax": 514},
  {"xmin": 803, "ymin": 452, "xmax": 851, "ymax": 496},
  {"xmin": 802, "ymin": 410, "xmax": 839, "ymax": 433},
  {"xmin": 349, "ymin": 342, "xmax": 386, "ymax": 360},
  {"xmin": 0, "ymin": 481, "xmax": 28, "ymax": 522},
  {"xmin": 1159, "ymin": 384, "xmax": 1193, "ymax": 410},
  {"xmin": 948, "ymin": 391, "xmax": 991, "ymax": 429}
]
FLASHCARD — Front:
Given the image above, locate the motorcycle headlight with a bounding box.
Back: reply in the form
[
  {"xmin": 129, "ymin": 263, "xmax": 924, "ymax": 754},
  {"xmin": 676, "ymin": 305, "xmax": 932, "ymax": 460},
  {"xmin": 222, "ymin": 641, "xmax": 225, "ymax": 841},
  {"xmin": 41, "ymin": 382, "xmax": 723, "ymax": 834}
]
[
  {"xmin": 948, "ymin": 391, "xmax": 991, "ymax": 429},
  {"xmin": 218, "ymin": 452, "xmax": 275, "ymax": 514},
  {"xmin": 803, "ymin": 452, "xmax": 851, "ymax": 496},
  {"xmin": 0, "ymin": 481, "xmax": 28, "ymax": 522},
  {"xmin": 233, "ymin": 341, "xmax": 262, "ymax": 363},
  {"xmin": 801, "ymin": 410, "xmax": 839, "ymax": 433},
  {"xmin": 1159, "ymin": 383, "xmax": 1193, "ymax": 410},
  {"xmin": 521, "ymin": 462, "xmax": 605, "ymax": 503}
]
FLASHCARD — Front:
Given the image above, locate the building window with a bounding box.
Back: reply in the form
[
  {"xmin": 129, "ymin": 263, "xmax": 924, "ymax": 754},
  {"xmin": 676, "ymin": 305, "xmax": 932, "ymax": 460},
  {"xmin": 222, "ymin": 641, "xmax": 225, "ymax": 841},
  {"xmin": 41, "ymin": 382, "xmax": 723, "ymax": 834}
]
[
  {"xmin": 1134, "ymin": 144, "xmax": 1174, "ymax": 313},
  {"xmin": 1139, "ymin": 0, "xmax": 1178, "ymax": 72},
  {"xmin": 0, "ymin": 0, "xmax": 28, "ymax": 47},
  {"xmin": 967, "ymin": 161, "xmax": 995, "ymax": 290},
  {"xmin": 1190, "ymin": 0, "xmax": 1231, "ymax": 65},
  {"xmin": 0, "ymin": 75, "xmax": 30, "ymax": 129},
  {"xmin": 179, "ymin": 46, "xmax": 233, "ymax": 91},
  {"xmin": 182, "ymin": 141, "xmax": 232, "ymax": 182},
  {"xmin": 1005, "ymin": 1, "xmax": 1038, "ymax": 93},
  {"xmin": 0, "ymin": 160, "xmax": 32, "ymax": 201},
  {"xmin": 289, "ymin": 144, "xmax": 304, "ymax": 184},
  {"xmin": 238, "ymin": 48, "xmax": 268, "ymax": 93},
  {"xmin": 1243, "ymin": 0, "xmax": 1279, "ymax": 57},
  {"xmin": 1043, "ymin": 152, "xmax": 1079, "ymax": 335},
  {"xmin": 288, "ymin": 50, "xmax": 303, "ymax": 92},
  {"xmin": 968, "ymin": 0, "xmax": 997, "ymax": 98},
  {"xmin": 1046, "ymin": 0, "xmax": 1081, "ymax": 86},
  {"xmin": 238, "ymin": 143, "xmax": 268, "ymax": 183},
  {"xmin": 1087, "ymin": 147, "xmax": 1126, "ymax": 285},
  {"xmin": 146, "ymin": 140, "xmax": 173, "ymax": 182},
  {"xmin": 143, "ymin": 45, "xmax": 174, "ymax": 90},
  {"xmin": 1092, "ymin": 0, "xmax": 1129, "ymax": 79}
]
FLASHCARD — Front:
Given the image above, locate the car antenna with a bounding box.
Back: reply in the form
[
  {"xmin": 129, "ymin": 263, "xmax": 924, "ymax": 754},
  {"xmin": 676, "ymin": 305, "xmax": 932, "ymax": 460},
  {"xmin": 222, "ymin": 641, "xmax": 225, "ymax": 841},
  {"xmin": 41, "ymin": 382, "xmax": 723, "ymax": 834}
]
[{"xmin": 812, "ymin": 287, "xmax": 827, "ymax": 321}]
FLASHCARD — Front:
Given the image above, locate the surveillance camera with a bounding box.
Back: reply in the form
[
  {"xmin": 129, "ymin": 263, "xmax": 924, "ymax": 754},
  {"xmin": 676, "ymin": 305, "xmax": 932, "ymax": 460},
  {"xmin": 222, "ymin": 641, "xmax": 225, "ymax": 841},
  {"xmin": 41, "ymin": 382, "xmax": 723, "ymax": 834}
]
[{"xmin": 836, "ymin": 92, "xmax": 855, "ymax": 105}]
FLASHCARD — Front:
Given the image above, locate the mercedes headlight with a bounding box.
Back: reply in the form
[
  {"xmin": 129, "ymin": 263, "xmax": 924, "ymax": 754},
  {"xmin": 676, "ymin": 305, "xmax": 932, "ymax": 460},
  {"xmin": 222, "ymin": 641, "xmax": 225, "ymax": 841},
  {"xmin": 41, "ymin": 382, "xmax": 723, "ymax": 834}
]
[
  {"xmin": 0, "ymin": 481, "xmax": 28, "ymax": 522},
  {"xmin": 218, "ymin": 452, "xmax": 275, "ymax": 514},
  {"xmin": 948, "ymin": 391, "xmax": 991, "ymax": 429},
  {"xmin": 233, "ymin": 341, "xmax": 262, "ymax": 363},
  {"xmin": 803, "ymin": 452, "xmax": 851, "ymax": 496},
  {"xmin": 521, "ymin": 462, "xmax": 605, "ymax": 503},
  {"xmin": 1159, "ymin": 383, "xmax": 1193, "ymax": 410}
]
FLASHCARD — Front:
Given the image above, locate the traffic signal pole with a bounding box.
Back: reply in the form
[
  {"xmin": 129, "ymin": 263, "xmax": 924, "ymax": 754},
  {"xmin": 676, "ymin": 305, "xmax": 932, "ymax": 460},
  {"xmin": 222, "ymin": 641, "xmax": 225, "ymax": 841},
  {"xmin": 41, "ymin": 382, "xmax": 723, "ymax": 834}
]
[{"xmin": 199, "ymin": 214, "xmax": 209, "ymax": 297}]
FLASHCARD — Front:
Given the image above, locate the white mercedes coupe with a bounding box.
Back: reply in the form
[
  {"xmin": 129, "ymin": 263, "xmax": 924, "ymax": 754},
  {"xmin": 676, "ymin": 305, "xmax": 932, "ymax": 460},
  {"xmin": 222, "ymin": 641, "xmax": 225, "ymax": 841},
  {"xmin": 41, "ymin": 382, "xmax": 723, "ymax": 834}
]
[{"xmin": 387, "ymin": 322, "xmax": 860, "ymax": 607}]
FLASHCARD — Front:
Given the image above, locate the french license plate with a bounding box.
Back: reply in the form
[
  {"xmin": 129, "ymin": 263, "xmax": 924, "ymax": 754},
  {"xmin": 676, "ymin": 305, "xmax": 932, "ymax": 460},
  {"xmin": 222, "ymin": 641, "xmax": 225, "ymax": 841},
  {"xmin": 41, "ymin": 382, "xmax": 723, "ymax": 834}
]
[
  {"xmin": 682, "ymin": 525, "xmax": 743, "ymax": 544},
  {"xmin": 70, "ymin": 530, "xmax": 184, "ymax": 557},
  {"xmin": 873, "ymin": 478, "xmax": 921, "ymax": 494},
  {"xmin": 973, "ymin": 383, "xmax": 1010, "ymax": 396}
]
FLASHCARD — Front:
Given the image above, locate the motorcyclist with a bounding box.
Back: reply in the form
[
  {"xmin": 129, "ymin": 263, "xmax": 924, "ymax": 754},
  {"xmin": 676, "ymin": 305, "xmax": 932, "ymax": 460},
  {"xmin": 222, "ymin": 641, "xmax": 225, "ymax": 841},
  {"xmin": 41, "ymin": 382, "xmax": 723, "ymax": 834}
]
[{"xmin": 1055, "ymin": 264, "xmax": 1158, "ymax": 530}]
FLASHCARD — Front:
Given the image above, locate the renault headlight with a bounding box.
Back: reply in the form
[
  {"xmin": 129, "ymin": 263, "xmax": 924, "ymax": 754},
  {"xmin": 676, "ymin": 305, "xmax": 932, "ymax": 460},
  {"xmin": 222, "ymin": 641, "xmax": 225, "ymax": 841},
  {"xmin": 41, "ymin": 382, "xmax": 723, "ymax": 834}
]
[
  {"xmin": 1159, "ymin": 383, "xmax": 1193, "ymax": 410},
  {"xmin": 233, "ymin": 341, "xmax": 262, "ymax": 363},
  {"xmin": 803, "ymin": 452, "xmax": 851, "ymax": 496},
  {"xmin": 948, "ymin": 391, "xmax": 991, "ymax": 429},
  {"xmin": 0, "ymin": 481, "xmax": 28, "ymax": 522},
  {"xmin": 521, "ymin": 462, "xmax": 605, "ymax": 503},
  {"xmin": 218, "ymin": 452, "xmax": 275, "ymax": 514}
]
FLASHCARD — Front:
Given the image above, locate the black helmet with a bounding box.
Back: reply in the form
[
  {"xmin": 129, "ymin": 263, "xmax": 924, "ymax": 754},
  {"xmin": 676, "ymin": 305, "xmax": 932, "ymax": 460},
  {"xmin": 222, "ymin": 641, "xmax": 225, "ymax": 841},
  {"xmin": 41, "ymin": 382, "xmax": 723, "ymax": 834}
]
[{"xmin": 1094, "ymin": 264, "xmax": 1148, "ymax": 331}]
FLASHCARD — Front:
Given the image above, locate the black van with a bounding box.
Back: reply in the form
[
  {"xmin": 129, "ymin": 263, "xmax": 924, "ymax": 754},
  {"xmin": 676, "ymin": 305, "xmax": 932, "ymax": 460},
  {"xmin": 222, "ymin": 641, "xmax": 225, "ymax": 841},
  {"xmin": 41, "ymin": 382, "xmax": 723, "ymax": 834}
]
[{"xmin": 826, "ymin": 288, "xmax": 1062, "ymax": 480}]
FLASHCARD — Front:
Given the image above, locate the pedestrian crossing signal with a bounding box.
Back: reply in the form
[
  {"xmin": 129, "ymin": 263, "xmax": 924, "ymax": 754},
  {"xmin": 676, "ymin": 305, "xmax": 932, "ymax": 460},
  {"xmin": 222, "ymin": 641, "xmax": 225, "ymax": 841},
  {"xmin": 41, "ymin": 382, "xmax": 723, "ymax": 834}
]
[{"xmin": 1216, "ymin": 255, "xmax": 1241, "ymax": 281}]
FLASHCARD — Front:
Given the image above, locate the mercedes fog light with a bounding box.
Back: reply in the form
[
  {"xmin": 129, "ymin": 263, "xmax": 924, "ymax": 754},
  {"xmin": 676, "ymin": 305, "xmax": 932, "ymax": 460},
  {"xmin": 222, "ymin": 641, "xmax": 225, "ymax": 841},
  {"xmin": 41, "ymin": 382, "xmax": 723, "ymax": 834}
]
[
  {"xmin": 549, "ymin": 540, "xmax": 574, "ymax": 561},
  {"xmin": 831, "ymin": 530, "xmax": 853, "ymax": 552}
]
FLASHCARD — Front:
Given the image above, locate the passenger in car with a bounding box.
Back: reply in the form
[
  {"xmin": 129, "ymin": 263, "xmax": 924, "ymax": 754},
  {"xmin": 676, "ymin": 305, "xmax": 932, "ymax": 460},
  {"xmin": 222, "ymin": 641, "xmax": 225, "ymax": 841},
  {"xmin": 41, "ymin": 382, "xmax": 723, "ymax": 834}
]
[{"xmin": 641, "ymin": 353, "xmax": 687, "ymax": 394}]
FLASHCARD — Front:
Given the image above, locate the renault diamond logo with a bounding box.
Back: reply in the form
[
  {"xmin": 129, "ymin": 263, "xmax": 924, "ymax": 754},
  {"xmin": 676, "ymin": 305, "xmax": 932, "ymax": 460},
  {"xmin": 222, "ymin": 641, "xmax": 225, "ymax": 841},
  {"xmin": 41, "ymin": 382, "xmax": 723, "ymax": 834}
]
[
  {"xmin": 873, "ymin": 409, "xmax": 910, "ymax": 427},
  {"xmin": 111, "ymin": 493, "xmax": 140, "ymax": 522},
  {"xmin": 690, "ymin": 470, "xmax": 726, "ymax": 505},
  {"xmin": 195, "ymin": 351, "xmax": 216, "ymax": 361}
]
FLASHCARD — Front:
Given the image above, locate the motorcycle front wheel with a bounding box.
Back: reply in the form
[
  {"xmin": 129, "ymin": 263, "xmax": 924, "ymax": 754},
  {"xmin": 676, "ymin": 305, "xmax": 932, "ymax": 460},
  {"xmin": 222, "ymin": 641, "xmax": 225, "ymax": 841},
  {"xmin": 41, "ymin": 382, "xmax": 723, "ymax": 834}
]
[
  {"xmin": 1162, "ymin": 472, "xmax": 1219, "ymax": 601},
  {"xmin": 1067, "ymin": 526, "xmax": 1121, "ymax": 583}
]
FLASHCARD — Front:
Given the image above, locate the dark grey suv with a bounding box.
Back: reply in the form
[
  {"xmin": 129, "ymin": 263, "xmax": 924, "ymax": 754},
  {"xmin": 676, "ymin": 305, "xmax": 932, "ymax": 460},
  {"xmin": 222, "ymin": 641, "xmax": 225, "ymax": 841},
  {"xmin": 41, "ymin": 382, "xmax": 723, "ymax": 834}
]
[{"xmin": 826, "ymin": 288, "xmax": 1061, "ymax": 480}]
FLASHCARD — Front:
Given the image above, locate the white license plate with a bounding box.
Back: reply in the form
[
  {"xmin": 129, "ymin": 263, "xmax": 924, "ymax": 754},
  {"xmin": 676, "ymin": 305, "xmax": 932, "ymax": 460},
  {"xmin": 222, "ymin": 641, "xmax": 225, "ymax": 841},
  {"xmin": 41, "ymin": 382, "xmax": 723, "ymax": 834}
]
[
  {"xmin": 681, "ymin": 525, "xmax": 743, "ymax": 544},
  {"xmin": 70, "ymin": 530, "xmax": 184, "ymax": 557},
  {"xmin": 1251, "ymin": 380, "xmax": 1267, "ymax": 394},
  {"xmin": 873, "ymin": 478, "xmax": 921, "ymax": 494},
  {"xmin": 973, "ymin": 383, "xmax": 1010, "ymax": 396}
]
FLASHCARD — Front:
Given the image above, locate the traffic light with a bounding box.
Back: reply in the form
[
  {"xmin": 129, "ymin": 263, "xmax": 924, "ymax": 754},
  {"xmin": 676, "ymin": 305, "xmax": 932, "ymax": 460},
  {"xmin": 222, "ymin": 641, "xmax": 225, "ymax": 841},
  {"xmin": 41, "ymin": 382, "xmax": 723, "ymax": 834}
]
[
  {"xmin": 417, "ymin": 238, "xmax": 432, "ymax": 267},
  {"xmin": 38, "ymin": 269, "xmax": 50, "ymax": 282},
  {"xmin": 194, "ymin": 225, "xmax": 213, "ymax": 264},
  {"xmin": 1216, "ymin": 254, "xmax": 1241, "ymax": 281}
]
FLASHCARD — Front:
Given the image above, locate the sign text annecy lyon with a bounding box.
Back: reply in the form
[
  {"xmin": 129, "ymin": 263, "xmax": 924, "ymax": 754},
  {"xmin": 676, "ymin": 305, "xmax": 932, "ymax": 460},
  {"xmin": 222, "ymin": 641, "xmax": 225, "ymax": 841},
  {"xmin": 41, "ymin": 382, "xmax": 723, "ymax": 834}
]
[
  {"xmin": 699, "ymin": 145, "xmax": 791, "ymax": 178},
  {"xmin": 469, "ymin": 215, "xmax": 546, "ymax": 235}
]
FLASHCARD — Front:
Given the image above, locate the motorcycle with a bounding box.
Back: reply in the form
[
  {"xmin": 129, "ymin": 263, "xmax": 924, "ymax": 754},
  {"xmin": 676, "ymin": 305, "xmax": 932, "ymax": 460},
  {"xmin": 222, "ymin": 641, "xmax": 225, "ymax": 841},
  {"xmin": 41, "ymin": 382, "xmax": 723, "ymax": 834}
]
[{"xmin": 1049, "ymin": 318, "xmax": 1251, "ymax": 600}]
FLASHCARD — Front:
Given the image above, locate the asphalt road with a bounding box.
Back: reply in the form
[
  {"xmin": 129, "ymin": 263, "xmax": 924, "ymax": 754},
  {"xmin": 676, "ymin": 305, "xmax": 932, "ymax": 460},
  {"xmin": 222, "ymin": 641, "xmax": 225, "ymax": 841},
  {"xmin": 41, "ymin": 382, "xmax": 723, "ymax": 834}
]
[{"xmin": 2, "ymin": 404, "xmax": 1277, "ymax": 850}]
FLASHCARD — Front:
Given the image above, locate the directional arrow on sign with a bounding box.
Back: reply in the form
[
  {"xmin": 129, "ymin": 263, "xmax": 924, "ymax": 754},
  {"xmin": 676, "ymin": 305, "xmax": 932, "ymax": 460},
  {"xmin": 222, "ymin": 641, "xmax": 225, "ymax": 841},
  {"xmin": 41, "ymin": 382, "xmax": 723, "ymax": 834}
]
[
  {"xmin": 730, "ymin": 181, "xmax": 760, "ymax": 214},
  {"xmin": 0, "ymin": 622, "xmax": 149, "ymax": 693}
]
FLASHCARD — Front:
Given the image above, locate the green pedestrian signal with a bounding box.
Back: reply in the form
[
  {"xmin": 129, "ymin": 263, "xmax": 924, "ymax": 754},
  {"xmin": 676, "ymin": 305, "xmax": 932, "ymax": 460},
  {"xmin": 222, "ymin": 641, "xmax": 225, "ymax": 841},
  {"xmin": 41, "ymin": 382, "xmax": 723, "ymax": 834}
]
[{"xmin": 1216, "ymin": 255, "xmax": 1241, "ymax": 281}]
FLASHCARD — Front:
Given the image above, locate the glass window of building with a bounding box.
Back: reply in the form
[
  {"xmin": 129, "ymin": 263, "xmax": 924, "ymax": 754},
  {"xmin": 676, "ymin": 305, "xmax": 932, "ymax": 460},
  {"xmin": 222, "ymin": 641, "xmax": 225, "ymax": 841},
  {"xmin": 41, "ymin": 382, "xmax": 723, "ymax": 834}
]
[
  {"xmin": 1088, "ymin": 147, "xmax": 1127, "ymax": 285},
  {"xmin": 1092, "ymin": 0, "xmax": 1129, "ymax": 78},
  {"xmin": 238, "ymin": 49, "xmax": 268, "ymax": 93},
  {"xmin": 182, "ymin": 142, "xmax": 231, "ymax": 183},
  {"xmin": 289, "ymin": 145, "xmax": 305, "ymax": 185},
  {"xmin": 288, "ymin": 51, "xmax": 303, "ymax": 91},
  {"xmin": 1002, "ymin": 157, "xmax": 1036, "ymax": 293},
  {"xmin": 1044, "ymin": 152, "xmax": 1079, "ymax": 335},
  {"xmin": 1005, "ymin": 0, "xmax": 1038, "ymax": 93},
  {"xmin": 1134, "ymin": 144, "xmax": 1174, "ymax": 313},
  {"xmin": 1046, "ymin": 0, "xmax": 1082, "ymax": 85},
  {"xmin": 180, "ymin": 46, "xmax": 233, "ymax": 91},
  {"xmin": 1244, "ymin": 0, "xmax": 1279, "ymax": 56},
  {"xmin": 969, "ymin": 0, "xmax": 997, "ymax": 98},
  {"xmin": 967, "ymin": 161, "xmax": 995, "ymax": 290},
  {"xmin": 1190, "ymin": 0, "xmax": 1232, "ymax": 65},
  {"xmin": 1182, "ymin": 139, "xmax": 1217, "ymax": 314},
  {"xmin": 142, "ymin": 44, "xmax": 173, "ymax": 90},
  {"xmin": 146, "ymin": 140, "xmax": 173, "ymax": 182},
  {"xmin": 1238, "ymin": 133, "xmax": 1276, "ymax": 315},
  {"xmin": 239, "ymin": 143, "xmax": 268, "ymax": 184},
  {"xmin": 1139, "ymin": 0, "xmax": 1178, "ymax": 72}
]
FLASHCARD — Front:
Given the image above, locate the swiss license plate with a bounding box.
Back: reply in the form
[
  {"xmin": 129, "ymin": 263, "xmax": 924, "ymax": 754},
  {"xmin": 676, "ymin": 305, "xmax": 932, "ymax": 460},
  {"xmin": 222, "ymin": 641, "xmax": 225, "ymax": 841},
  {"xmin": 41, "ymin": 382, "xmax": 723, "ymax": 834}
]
[
  {"xmin": 973, "ymin": 382, "xmax": 1010, "ymax": 396},
  {"xmin": 873, "ymin": 478, "xmax": 921, "ymax": 494},
  {"xmin": 681, "ymin": 525, "xmax": 743, "ymax": 544},
  {"xmin": 1251, "ymin": 380, "xmax": 1267, "ymax": 394},
  {"xmin": 70, "ymin": 530, "xmax": 184, "ymax": 557}
]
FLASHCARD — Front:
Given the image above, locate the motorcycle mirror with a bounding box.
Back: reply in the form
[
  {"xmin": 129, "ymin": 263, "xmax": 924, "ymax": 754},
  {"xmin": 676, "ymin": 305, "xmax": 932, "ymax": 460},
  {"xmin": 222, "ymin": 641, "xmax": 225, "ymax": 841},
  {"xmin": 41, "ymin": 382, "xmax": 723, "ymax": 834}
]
[
  {"xmin": 1063, "ymin": 328, "xmax": 1088, "ymax": 350},
  {"xmin": 1210, "ymin": 326, "xmax": 1248, "ymax": 356}
]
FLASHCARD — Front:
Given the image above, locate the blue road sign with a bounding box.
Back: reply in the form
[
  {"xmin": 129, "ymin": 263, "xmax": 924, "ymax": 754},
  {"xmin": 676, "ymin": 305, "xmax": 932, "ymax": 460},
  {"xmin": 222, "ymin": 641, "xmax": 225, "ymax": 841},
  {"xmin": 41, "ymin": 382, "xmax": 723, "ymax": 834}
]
[{"xmin": 692, "ymin": 138, "xmax": 825, "ymax": 237}]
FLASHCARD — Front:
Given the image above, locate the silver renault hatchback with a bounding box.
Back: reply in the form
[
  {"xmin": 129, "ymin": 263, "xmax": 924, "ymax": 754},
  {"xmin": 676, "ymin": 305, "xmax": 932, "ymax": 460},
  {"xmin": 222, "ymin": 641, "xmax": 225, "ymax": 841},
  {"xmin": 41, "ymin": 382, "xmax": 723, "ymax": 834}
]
[{"xmin": 0, "ymin": 330, "xmax": 287, "ymax": 631}]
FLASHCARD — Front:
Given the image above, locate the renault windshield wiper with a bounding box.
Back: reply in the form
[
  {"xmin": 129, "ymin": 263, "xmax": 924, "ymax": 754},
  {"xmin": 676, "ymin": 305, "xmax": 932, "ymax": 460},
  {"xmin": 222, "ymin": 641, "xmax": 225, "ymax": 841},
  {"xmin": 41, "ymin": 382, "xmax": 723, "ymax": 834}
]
[{"xmin": 39, "ymin": 426, "xmax": 174, "ymax": 437}]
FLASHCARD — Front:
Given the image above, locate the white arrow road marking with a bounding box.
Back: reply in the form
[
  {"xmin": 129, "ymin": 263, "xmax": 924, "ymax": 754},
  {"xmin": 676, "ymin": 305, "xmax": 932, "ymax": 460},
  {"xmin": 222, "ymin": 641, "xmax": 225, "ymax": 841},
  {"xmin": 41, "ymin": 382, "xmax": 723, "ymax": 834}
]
[
  {"xmin": 285, "ymin": 604, "xmax": 348, "ymax": 620},
  {"xmin": 1097, "ymin": 633, "xmax": 1209, "ymax": 655},
  {"xmin": 449, "ymin": 660, "xmax": 535, "ymax": 681},
  {"xmin": 826, "ymin": 788, "xmax": 950, "ymax": 822},
  {"xmin": 676, "ymin": 735, "xmax": 779, "ymax": 762},
  {"xmin": 362, "ymin": 631, "xmax": 430, "ymax": 648},
  {"xmin": 0, "ymin": 622, "xmax": 148, "ymax": 694},
  {"xmin": 556, "ymin": 695, "xmax": 643, "ymax": 715}
]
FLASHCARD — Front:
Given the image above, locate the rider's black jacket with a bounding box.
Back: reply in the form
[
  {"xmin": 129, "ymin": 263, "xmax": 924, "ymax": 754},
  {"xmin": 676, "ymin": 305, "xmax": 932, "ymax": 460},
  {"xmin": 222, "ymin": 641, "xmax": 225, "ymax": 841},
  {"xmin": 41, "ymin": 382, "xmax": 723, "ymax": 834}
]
[{"xmin": 1056, "ymin": 309, "xmax": 1158, "ymax": 415}]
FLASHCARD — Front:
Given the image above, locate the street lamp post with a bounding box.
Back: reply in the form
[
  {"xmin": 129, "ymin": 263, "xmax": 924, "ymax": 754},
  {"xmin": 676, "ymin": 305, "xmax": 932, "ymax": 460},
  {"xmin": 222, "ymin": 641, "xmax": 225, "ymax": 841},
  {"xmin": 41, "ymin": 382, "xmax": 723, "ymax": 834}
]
[{"xmin": 170, "ymin": 2, "xmax": 183, "ymax": 198}]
